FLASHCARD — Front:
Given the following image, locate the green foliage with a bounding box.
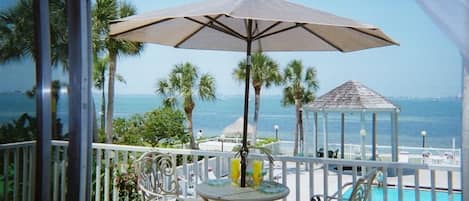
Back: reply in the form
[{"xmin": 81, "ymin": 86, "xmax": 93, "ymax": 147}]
[
  {"xmin": 113, "ymin": 115, "xmax": 145, "ymax": 146},
  {"xmin": 0, "ymin": 113, "xmax": 36, "ymax": 144},
  {"xmin": 141, "ymin": 107, "xmax": 187, "ymax": 147},
  {"xmin": 110, "ymin": 107, "xmax": 188, "ymax": 147},
  {"xmin": 255, "ymin": 137, "xmax": 278, "ymax": 147},
  {"xmin": 115, "ymin": 160, "xmax": 141, "ymax": 200},
  {"xmin": 0, "ymin": 0, "xmax": 68, "ymax": 68}
]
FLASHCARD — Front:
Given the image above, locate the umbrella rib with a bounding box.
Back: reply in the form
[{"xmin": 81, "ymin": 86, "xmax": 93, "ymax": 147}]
[
  {"xmin": 184, "ymin": 17, "xmax": 245, "ymax": 40},
  {"xmin": 205, "ymin": 16, "xmax": 247, "ymax": 40},
  {"xmin": 300, "ymin": 25, "xmax": 344, "ymax": 52},
  {"xmin": 109, "ymin": 18, "xmax": 173, "ymax": 37},
  {"xmin": 348, "ymin": 27, "xmax": 397, "ymax": 45},
  {"xmin": 252, "ymin": 21, "xmax": 282, "ymax": 40},
  {"xmin": 254, "ymin": 23, "xmax": 303, "ymax": 41},
  {"xmin": 175, "ymin": 15, "xmax": 224, "ymax": 48}
]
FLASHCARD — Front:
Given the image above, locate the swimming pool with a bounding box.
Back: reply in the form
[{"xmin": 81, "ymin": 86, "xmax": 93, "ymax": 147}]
[{"xmin": 343, "ymin": 187, "xmax": 462, "ymax": 201}]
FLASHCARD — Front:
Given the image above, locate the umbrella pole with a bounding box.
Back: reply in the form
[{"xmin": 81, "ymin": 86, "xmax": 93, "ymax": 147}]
[{"xmin": 240, "ymin": 19, "xmax": 253, "ymax": 188}]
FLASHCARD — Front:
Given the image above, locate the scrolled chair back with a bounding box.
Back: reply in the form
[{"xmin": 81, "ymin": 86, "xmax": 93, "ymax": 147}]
[
  {"xmin": 311, "ymin": 168, "xmax": 382, "ymax": 201},
  {"xmin": 136, "ymin": 151, "xmax": 179, "ymax": 201},
  {"xmin": 348, "ymin": 168, "xmax": 381, "ymax": 201}
]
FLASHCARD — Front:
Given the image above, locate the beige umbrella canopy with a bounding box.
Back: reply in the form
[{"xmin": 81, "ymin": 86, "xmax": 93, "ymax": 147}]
[
  {"xmin": 222, "ymin": 117, "xmax": 254, "ymax": 138},
  {"xmin": 110, "ymin": 0, "xmax": 398, "ymax": 52},
  {"xmin": 109, "ymin": 0, "xmax": 398, "ymax": 187}
]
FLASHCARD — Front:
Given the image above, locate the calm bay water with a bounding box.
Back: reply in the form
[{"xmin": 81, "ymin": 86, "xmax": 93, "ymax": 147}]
[{"xmin": 0, "ymin": 93, "xmax": 461, "ymax": 148}]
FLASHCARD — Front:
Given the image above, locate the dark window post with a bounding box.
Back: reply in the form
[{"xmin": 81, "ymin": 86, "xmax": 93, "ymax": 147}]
[
  {"xmin": 66, "ymin": 0, "xmax": 93, "ymax": 200},
  {"xmin": 33, "ymin": 0, "xmax": 52, "ymax": 200}
]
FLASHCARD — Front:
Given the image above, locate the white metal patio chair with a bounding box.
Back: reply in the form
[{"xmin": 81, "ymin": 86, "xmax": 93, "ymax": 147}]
[{"xmin": 136, "ymin": 151, "xmax": 200, "ymax": 201}]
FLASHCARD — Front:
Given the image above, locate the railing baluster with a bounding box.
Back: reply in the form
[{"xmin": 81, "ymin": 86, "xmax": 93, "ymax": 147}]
[
  {"xmin": 323, "ymin": 163, "xmax": 328, "ymax": 201},
  {"xmin": 4, "ymin": 149, "xmax": 9, "ymax": 201},
  {"xmin": 282, "ymin": 160, "xmax": 287, "ymax": 201},
  {"xmin": 113, "ymin": 150, "xmax": 119, "ymax": 201},
  {"xmin": 53, "ymin": 146, "xmax": 59, "ymax": 201},
  {"xmin": 60, "ymin": 147, "xmax": 67, "ymax": 201},
  {"xmin": 13, "ymin": 148, "xmax": 19, "ymax": 201},
  {"xmin": 182, "ymin": 155, "xmax": 188, "ymax": 199},
  {"xmin": 215, "ymin": 157, "xmax": 221, "ymax": 179},
  {"xmin": 29, "ymin": 145, "xmax": 34, "ymax": 201},
  {"xmin": 95, "ymin": 149, "xmax": 102, "ymax": 201},
  {"xmin": 415, "ymin": 169, "xmax": 420, "ymax": 201},
  {"xmin": 383, "ymin": 167, "xmax": 388, "ymax": 201},
  {"xmin": 352, "ymin": 165, "xmax": 357, "ymax": 187},
  {"xmin": 204, "ymin": 155, "xmax": 209, "ymax": 181},
  {"xmin": 448, "ymin": 170, "xmax": 453, "ymax": 201},
  {"xmin": 104, "ymin": 150, "xmax": 110, "ymax": 201},
  {"xmin": 309, "ymin": 161, "xmax": 314, "ymax": 200},
  {"xmin": 22, "ymin": 148, "xmax": 27, "ymax": 201},
  {"xmin": 398, "ymin": 168, "xmax": 403, "ymax": 201},
  {"xmin": 431, "ymin": 169, "xmax": 436, "ymax": 201},
  {"xmin": 296, "ymin": 161, "xmax": 300, "ymax": 201},
  {"xmin": 193, "ymin": 154, "xmax": 199, "ymax": 197},
  {"xmin": 337, "ymin": 164, "xmax": 343, "ymax": 201},
  {"xmin": 122, "ymin": 151, "xmax": 129, "ymax": 201}
]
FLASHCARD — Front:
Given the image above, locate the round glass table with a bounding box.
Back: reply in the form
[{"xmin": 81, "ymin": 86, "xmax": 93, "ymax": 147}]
[{"xmin": 196, "ymin": 180, "xmax": 289, "ymax": 201}]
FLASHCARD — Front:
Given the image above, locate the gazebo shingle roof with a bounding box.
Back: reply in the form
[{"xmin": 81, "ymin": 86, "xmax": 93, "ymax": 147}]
[{"xmin": 305, "ymin": 80, "xmax": 399, "ymax": 112}]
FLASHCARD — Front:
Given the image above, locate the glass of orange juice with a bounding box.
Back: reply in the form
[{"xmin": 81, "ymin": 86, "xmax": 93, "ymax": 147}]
[
  {"xmin": 231, "ymin": 158, "xmax": 240, "ymax": 185},
  {"xmin": 252, "ymin": 160, "xmax": 262, "ymax": 188}
]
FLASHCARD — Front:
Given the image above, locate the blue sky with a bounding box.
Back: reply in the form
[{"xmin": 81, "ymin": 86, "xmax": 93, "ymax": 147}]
[{"xmin": 0, "ymin": 0, "xmax": 463, "ymax": 98}]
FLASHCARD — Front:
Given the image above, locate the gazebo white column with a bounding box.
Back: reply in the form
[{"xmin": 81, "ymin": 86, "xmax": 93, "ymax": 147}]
[
  {"xmin": 360, "ymin": 112, "xmax": 366, "ymax": 160},
  {"xmin": 372, "ymin": 113, "xmax": 377, "ymax": 160},
  {"xmin": 314, "ymin": 112, "xmax": 318, "ymax": 155},
  {"xmin": 341, "ymin": 113, "xmax": 345, "ymax": 159},
  {"xmin": 391, "ymin": 110, "xmax": 399, "ymax": 162},
  {"xmin": 323, "ymin": 112, "xmax": 328, "ymax": 159}
]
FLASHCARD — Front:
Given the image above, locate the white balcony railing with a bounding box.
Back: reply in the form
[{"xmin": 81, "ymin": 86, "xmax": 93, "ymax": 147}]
[{"xmin": 0, "ymin": 140, "xmax": 462, "ymax": 201}]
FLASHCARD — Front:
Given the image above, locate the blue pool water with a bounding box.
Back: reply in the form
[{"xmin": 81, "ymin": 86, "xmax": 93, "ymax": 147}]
[{"xmin": 343, "ymin": 187, "xmax": 462, "ymax": 201}]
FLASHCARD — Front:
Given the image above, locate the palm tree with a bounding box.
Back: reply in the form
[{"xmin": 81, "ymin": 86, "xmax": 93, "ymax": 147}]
[
  {"xmin": 156, "ymin": 62, "xmax": 216, "ymax": 149},
  {"xmin": 282, "ymin": 60, "xmax": 319, "ymax": 156},
  {"xmin": 233, "ymin": 52, "xmax": 282, "ymax": 144},
  {"xmin": 92, "ymin": 0, "xmax": 144, "ymax": 143},
  {"xmin": 92, "ymin": 55, "xmax": 108, "ymax": 130},
  {"xmin": 92, "ymin": 54, "xmax": 126, "ymax": 131},
  {"xmin": 0, "ymin": 0, "xmax": 68, "ymax": 67}
]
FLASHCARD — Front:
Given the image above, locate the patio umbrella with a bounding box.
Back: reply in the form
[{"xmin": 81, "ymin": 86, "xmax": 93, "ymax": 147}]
[
  {"xmin": 222, "ymin": 117, "xmax": 254, "ymax": 138},
  {"xmin": 109, "ymin": 0, "xmax": 398, "ymax": 187}
]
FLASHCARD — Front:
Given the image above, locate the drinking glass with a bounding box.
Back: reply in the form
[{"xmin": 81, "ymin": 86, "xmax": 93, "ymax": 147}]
[
  {"xmin": 231, "ymin": 158, "xmax": 240, "ymax": 185},
  {"xmin": 252, "ymin": 160, "xmax": 262, "ymax": 188}
]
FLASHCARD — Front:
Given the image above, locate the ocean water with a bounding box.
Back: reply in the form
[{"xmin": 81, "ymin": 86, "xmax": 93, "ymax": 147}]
[{"xmin": 0, "ymin": 93, "xmax": 461, "ymax": 148}]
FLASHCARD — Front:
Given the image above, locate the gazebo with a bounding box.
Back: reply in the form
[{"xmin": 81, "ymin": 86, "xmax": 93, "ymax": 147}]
[
  {"xmin": 304, "ymin": 80, "xmax": 400, "ymax": 162},
  {"xmin": 222, "ymin": 117, "xmax": 254, "ymax": 139}
]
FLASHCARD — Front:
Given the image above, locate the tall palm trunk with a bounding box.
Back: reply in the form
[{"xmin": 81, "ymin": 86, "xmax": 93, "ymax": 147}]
[
  {"xmin": 106, "ymin": 52, "xmax": 117, "ymax": 143},
  {"xmin": 100, "ymin": 70, "xmax": 106, "ymax": 130},
  {"xmin": 293, "ymin": 99, "xmax": 301, "ymax": 156},
  {"xmin": 252, "ymin": 87, "xmax": 261, "ymax": 145},
  {"xmin": 185, "ymin": 104, "xmax": 197, "ymax": 149}
]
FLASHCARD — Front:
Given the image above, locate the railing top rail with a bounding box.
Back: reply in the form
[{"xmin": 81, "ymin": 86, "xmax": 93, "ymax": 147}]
[
  {"xmin": 1, "ymin": 140, "xmax": 460, "ymax": 172},
  {"xmin": 0, "ymin": 140, "xmax": 36, "ymax": 149}
]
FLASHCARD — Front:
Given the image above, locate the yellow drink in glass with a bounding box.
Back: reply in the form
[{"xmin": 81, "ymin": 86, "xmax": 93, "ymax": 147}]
[
  {"xmin": 252, "ymin": 160, "xmax": 262, "ymax": 188},
  {"xmin": 231, "ymin": 158, "xmax": 240, "ymax": 185}
]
